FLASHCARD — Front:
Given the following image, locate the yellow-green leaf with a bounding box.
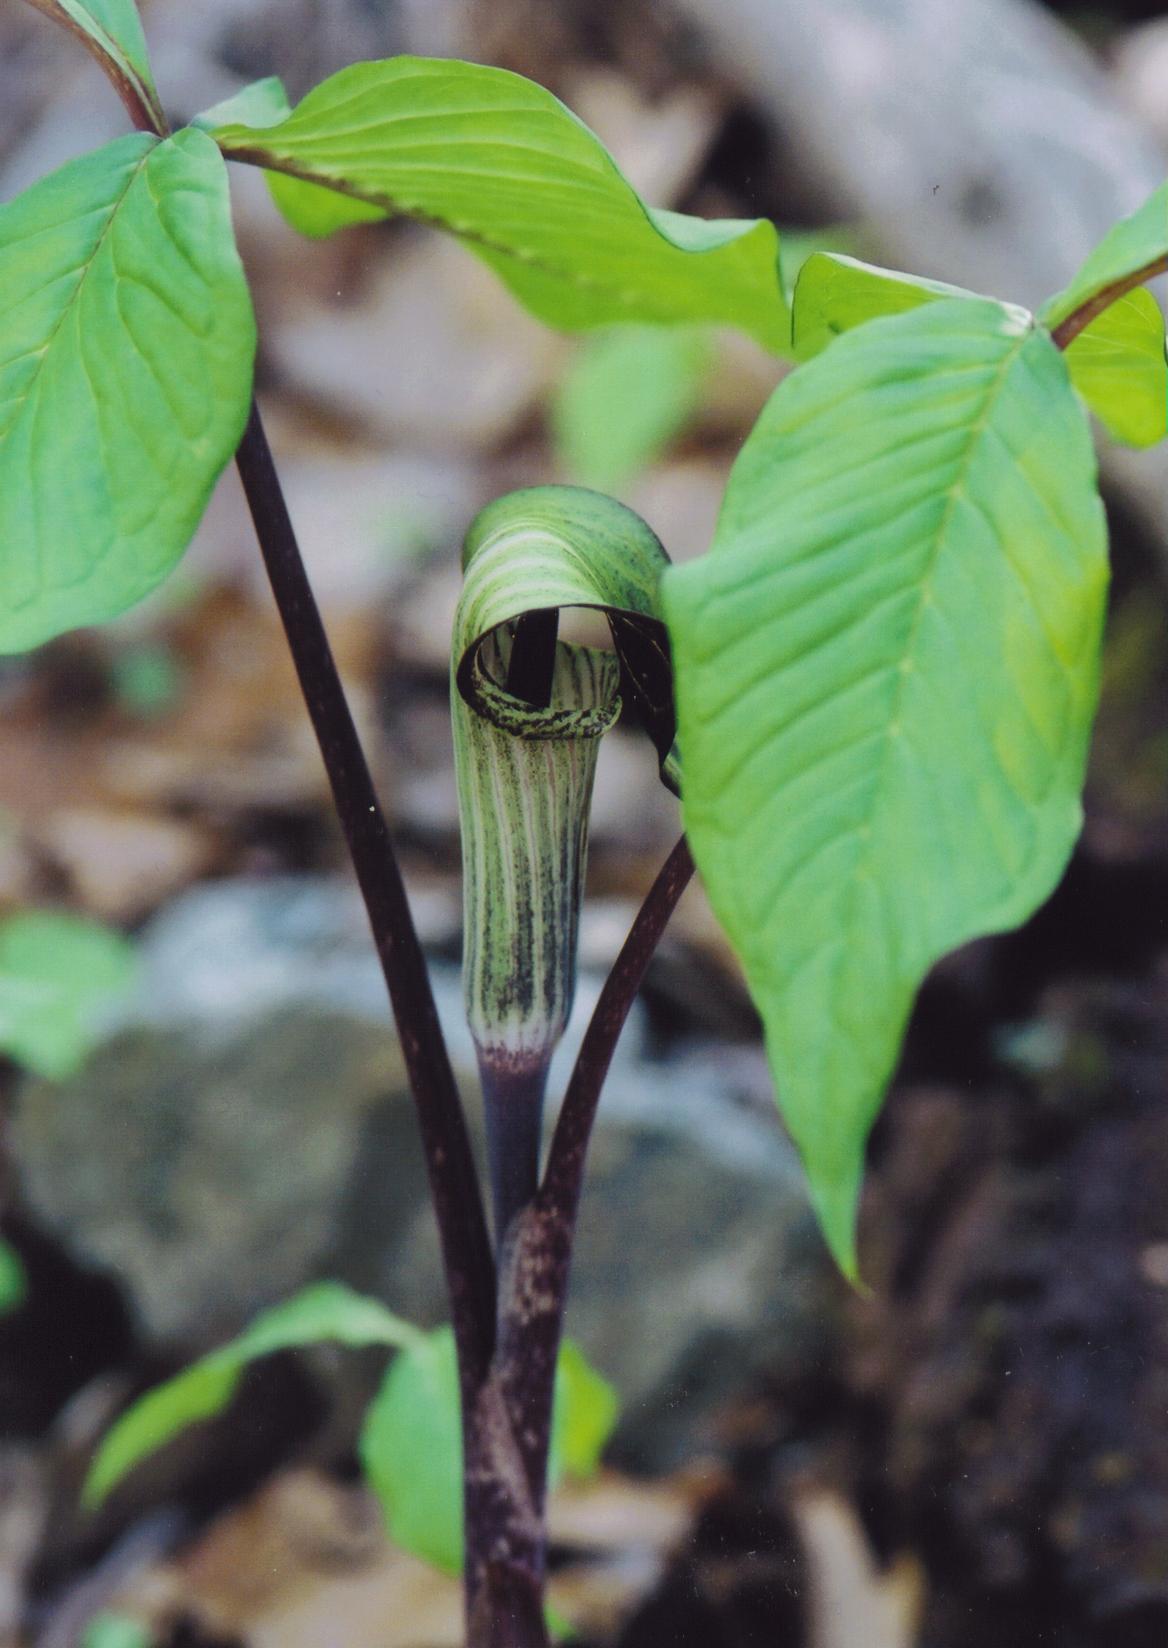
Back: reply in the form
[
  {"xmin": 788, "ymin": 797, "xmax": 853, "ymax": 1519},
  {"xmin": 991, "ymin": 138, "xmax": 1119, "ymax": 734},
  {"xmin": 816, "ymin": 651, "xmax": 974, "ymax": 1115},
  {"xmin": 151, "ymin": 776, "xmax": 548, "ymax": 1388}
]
[
  {"xmin": 1062, "ymin": 287, "xmax": 1167, "ymax": 447},
  {"xmin": 1043, "ymin": 182, "xmax": 1168, "ymax": 329}
]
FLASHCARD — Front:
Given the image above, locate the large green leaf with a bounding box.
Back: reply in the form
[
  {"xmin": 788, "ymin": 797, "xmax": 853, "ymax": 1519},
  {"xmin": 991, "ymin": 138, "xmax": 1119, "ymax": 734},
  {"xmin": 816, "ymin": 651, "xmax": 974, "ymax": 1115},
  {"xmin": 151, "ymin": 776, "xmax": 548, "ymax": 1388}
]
[
  {"xmin": 83, "ymin": 1283, "xmax": 422, "ymax": 1507},
  {"xmin": 0, "ymin": 129, "xmax": 255, "ymax": 652},
  {"xmin": 0, "ymin": 911, "xmax": 134, "ymax": 1080},
  {"xmin": 23, "ymin": 1, "xmax": 164, "ymax": 133},
  {"xmin": 1043, "ymin": 182, "xmax": 1168, "ymax": 329},
  {"xmin": 360, "ymin": 1326, "xmax": 617, "ymax": 1575},
  {"xmin": 664, "ymin": 299, "xmax": 1107, "ymax": 1275},
  {"xmin": 209, "ymin": 57, "xmax": 789, "ymax": 352},
  {"xmin": 1061, "ymin": 288, "xmax": 1167, "ymax": 447}
]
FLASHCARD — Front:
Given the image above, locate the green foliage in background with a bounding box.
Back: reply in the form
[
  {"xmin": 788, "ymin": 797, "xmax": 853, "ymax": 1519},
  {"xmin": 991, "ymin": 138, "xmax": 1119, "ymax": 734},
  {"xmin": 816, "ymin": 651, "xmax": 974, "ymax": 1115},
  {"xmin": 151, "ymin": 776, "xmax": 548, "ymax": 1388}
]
[
  {"xmin": 0, "ymin": 1237, "xmax": 28, "ymax": 1316},
  {"xmin": 85, "ymin": 1282, "xmax": 617, "ymax": 1584},
  {"xmin": 80, "ymin": 1615, "xmax": 151, "ymax": 1648},
  {"xmin": 110, "ymin": 643, "xmax": 185, "ymax": 719},
  {"xmin": 0, "ymin": 911, "xmax": 135, "ymax": 1081},
  {"xmin": 552, "ymin": 325, "xmax": 710, "ymax": 492}
]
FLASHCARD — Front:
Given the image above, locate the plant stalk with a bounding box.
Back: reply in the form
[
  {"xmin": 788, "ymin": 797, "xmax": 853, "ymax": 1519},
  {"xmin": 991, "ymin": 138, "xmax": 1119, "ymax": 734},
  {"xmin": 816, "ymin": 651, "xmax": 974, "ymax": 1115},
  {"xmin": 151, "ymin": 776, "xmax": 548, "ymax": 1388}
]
[
  {"xmin": 462, "ymin": 837, "xmax": 695, "ymax": 1640},
  {"xmin": 480, "ymin": 1059, "xmax": 550, "ymax": 1248},
  {"xmin": 237, "ymin": 404, "xmax": 693, "ymax": 1644},
  {"xmin": 234, "ymin": 402, "xmax": 496, "ymax": 1400}
]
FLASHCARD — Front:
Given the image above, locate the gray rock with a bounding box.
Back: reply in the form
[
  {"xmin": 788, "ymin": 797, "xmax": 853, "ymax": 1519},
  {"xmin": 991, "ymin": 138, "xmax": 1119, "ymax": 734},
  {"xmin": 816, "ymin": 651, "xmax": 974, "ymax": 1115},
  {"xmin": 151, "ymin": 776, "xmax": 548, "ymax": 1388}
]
[
  {"xmin": 672, "ymin": 0, "xmax": 1165, "ymax": 307},
  {"xmin": 12, "ymin": 876, "xmax": 835, "ymax": 1467},
  {"xmin": 14, "ymin": 1011, "xmax": 424, "ymax": 1344}
]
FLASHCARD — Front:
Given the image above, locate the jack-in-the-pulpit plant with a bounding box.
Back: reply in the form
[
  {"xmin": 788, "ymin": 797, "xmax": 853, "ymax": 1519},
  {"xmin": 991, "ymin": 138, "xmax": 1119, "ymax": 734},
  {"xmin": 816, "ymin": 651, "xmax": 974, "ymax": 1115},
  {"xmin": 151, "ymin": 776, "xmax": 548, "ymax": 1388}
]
[{"xmin": 6, "ymin": 2, "xmax": 1168, "ymax": 1642}]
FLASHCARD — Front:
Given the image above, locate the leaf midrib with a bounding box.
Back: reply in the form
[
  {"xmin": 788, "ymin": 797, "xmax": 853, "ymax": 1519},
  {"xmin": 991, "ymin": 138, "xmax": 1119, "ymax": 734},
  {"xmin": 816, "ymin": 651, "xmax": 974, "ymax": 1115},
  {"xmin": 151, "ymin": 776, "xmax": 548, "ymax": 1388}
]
[
  {"xmin": 234, "ymin": 151, "xmax": 734, "ymax": 311},
  {"xmin": 750, "ymin": 323, "xmax": 1029, "ymax": 1013},
  {"xmin": 818, "ymin": 325, "xmax": 1029, "ymax": 999}
]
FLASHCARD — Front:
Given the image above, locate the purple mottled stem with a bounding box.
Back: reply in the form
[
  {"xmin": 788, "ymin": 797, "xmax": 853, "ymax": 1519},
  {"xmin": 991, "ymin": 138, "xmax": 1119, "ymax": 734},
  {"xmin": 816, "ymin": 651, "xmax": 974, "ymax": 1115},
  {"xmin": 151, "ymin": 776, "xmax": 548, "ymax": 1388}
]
[
  {"xmin": 463, "ymin": 838, "xmax": 695, "ymax": 1635},
  {"xmin": 234, "ymin": 402, "xmax": 496, "ymax": 1397}
]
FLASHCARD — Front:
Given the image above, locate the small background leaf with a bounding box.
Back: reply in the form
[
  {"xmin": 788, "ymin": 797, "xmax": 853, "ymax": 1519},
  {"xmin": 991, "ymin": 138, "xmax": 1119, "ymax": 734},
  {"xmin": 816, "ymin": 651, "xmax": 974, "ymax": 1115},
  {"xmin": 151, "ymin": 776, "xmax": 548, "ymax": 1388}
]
[
  {"xmin": 0, "ymin": 1238, "xmax": 28, "ymax": 1317},
  {"xmin": 84, "ymin": 1283, "xmax": 423, "ymax": 1507},
  {"xmin": 212, "ymin": 57, "xmax": 789, "ymax": 352},
  {"xmin": 0, "ymin": 129, "xmax": 255, "ymax": 652},
  {"xmin": 360, "ymin": 1326, "xmax": 462, "ymax": 1574},
  {"xmin": 80, "ymin": 1616, "xmax": 150, "ymax": 1648},
  {"xmin": 665, "ymin": 300, "xmax": 1107, "ymax": 1274},
  {"xmin": 360, "ymin": 1327, "xmax": 618, "ymax": 1575},
  {"xmin": 0, "ymin": 911, "xmax": 134, "ymax": 1081},
  {"xmin": 552, "ymin": 325, "xmax": 710, "ymax": 492},
  {"xmin": 549, "ymin": 1338, "xmax": 620, "ymax": 1480}
]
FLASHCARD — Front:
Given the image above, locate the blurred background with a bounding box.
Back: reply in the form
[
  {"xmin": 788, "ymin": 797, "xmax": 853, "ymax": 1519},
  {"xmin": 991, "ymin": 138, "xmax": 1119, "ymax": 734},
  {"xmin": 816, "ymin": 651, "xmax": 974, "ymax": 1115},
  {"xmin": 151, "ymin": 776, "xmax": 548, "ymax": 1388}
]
[{"xmin": 2, "ymin": 0, "xmax": 1168, "ymax": 1643}]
